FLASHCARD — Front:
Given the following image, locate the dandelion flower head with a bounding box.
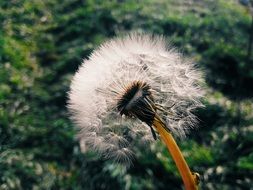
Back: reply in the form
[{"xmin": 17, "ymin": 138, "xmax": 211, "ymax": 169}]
[{"xmin": 68, "ymin": 34, "xmax": 203, "ymax": 165}]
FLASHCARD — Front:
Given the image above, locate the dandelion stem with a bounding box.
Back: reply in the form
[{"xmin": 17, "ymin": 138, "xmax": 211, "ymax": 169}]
[{"xmin": 153, "ymin": 118, "xmax": 199, "ymax": 190}]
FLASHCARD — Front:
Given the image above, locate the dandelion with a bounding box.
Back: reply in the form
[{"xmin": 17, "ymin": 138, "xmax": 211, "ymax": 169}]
[{"xmin": 68, "ymin": 33, "xmax": 203, "ymax": 189}]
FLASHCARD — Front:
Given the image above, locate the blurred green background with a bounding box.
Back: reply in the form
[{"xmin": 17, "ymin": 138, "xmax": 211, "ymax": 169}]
[{"xmin": 0, "ymin": 0, "xmax": 253, "ymax": 189}]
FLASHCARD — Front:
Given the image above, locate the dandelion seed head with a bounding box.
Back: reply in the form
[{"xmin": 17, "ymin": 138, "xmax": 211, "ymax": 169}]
[{"xmin": 68, "ymin": 33, "xmax": 204, "ymax": 165}]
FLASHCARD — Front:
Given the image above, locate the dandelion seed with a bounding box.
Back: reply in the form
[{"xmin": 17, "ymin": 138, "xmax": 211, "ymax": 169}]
[{"xmin": 68, "ymin": 33, "xmax": 203, "ymax": 188}]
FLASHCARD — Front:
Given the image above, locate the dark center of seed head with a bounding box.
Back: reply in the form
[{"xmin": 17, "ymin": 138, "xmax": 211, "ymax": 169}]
[{"xmin": 117, "ymin": 81, "xmax": 156, "ymax": 126}]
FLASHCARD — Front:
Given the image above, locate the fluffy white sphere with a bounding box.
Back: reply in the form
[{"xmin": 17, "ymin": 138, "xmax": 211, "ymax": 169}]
[{"xmin": 68, "ymin": 33, "xmax": 204, "ymax": 165}]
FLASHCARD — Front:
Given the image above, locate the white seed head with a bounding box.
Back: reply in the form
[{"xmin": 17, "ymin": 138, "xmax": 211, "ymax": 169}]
[{"xmin": 68, "ymin": 33, "xmax": 204, "ymax": 165}]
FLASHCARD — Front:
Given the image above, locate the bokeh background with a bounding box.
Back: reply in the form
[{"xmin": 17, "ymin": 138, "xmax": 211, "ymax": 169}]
[{"xmin": 1, "ymin": 0, "xmax": 253, "ymax": 189}]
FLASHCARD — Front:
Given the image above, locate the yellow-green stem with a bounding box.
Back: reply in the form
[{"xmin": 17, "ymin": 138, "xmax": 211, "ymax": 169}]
[{"xmin": 153, "ymin": 119, "xmax": 198, "ymax": 190}]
